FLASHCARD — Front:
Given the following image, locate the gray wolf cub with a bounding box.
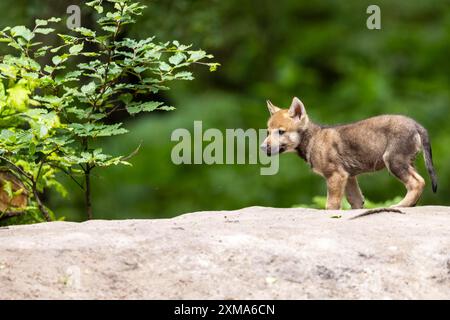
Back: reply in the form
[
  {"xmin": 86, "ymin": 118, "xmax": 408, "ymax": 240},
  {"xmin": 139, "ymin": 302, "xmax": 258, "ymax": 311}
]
[{"xmin": 261, "ymin": 97, "xmax": 437, "ymax": 209}]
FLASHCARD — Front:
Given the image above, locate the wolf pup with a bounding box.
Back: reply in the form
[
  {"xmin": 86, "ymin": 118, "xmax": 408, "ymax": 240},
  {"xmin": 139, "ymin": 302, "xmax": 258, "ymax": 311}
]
[{"xmin": 261, "ymin": 97, "xmax": 437, "ymax": 210}]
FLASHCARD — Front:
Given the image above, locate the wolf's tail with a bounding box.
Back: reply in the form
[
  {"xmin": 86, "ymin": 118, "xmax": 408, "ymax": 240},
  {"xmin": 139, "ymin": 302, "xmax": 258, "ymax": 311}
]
[{"xmin": 417, "ymin": 125, "xmax": 438, "ymax": 193}]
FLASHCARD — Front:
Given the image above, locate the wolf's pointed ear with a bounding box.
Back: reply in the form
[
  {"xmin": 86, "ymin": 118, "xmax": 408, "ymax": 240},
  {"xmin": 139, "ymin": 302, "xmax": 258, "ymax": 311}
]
[
  {"xmin": 288, "ymin": 97, "xmax": 307, "ymax": 119},
  {"xmin": 266, "ymin": 100, "xmax": 280, "ymax": 115}
]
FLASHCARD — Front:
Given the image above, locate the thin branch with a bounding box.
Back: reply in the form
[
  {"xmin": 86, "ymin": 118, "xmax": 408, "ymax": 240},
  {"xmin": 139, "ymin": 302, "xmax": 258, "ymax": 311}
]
[
  {"xmin": 49, "ymin": 164, "xmax": 85, "ymax": 190},
  {"xmin": 0, "ymin": 210, "xmax": 26, "ymax": 222},
  {"xmin": 121, "ymin": 142, "xmax": 142, "ymax": 162},
  {"xmin": 35, "ymin": 161, "xmax": 45, "ymax": 184},
  {"xmin": 31, "ymin": 186, "xmax": 50, "ymax": 222},
  {"xmin": 84, "ymin": 165, "xmax": 93, "ymax": 220},
  {"xmin": 0, "ymin": 156, "xmax": 33, "ymax": 183}
]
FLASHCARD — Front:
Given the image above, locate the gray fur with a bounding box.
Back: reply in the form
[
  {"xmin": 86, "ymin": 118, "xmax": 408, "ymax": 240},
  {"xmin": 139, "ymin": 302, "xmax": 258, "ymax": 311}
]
[{"xmin": 262, "ymin": 97, "xmax": 438, "ymax": 209}]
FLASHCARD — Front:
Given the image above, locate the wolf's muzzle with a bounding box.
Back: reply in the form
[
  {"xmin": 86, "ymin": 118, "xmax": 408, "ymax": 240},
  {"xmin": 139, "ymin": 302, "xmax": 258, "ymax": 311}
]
[
  {"xmin": 260, "ymin": 144, "xmax": 285, "ymax": 156},
  {"xmin": 260, "ymin": 143, "xmax": 271, "ymax": 156}
]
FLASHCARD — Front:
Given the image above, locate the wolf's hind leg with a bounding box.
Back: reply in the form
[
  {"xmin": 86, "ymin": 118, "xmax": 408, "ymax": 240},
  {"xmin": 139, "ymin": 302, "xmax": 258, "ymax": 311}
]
[
  {"xmin": 325, "ymin": 171, "xmax": 349, "ymax": 210},
  {"xmin": 345, "ymin": 176, "xmax": 365, "ymax": 209},
  {"xmin": 384, "ymin": 156, "xmax": 425, "ymax": 207}
]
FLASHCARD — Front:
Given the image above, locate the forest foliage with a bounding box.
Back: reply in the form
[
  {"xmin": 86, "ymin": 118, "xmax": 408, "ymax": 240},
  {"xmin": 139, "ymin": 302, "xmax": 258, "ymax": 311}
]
[
  {"xmin": 0, "ymin": 0, "xmax": 448, "ymax": 223},
  {"xmin": 0, "ymin": 0, "xmax": 217, "ymax": 223}
]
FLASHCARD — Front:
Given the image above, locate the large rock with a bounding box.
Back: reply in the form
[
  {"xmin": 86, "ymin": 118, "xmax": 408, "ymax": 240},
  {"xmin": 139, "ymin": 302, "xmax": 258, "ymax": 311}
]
[{"xmin": 0, "ymin": 206, "xmax": 449, "ymax": 299}]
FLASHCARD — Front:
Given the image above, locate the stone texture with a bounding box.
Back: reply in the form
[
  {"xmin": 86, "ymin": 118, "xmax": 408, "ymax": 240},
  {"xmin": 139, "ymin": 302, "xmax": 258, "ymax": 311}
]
[{"xmin": 0, "ymin": 206, "xmax": 449, "ymax": 299}]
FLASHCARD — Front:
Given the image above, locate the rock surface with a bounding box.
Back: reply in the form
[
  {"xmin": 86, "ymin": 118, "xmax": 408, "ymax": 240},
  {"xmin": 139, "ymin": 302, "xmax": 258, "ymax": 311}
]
[{"xmin": 0, "ymin": 206, "xmax": 449, "ymax": 299}]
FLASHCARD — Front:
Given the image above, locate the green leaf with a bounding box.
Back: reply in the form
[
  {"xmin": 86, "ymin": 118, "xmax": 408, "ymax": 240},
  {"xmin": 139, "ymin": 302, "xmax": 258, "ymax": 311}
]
[
  {"xmin": 35, "ymin": 19, "xmax": 48, "ymax": 27},
  {"xmin": 0, "ymin": 82, "xmax": 6, "ymax": 108},
  {"xmin": 208, "ymin": 63, "xmax": 220, "ymax": 72},
  {"xmin": 57, "ymin": 70, "xmax": 82, "ymax": 84},
  {"xmin": 48, "ymin": 17, "xmax": 62, "ymax": 23},
  {"xmin": 10, "ymin": 26, "xmax": 34, "ymax": 41},
  {"xmin": 52, "ymin": 56, "xmax": 62, "ymax": 65},
  {"xmin": 133, "ymin": 66, "xmax": 147, "ymax": 74},
  {"xmin": 69, "ymin": 43, "xmax": 84, "ymax": 55},
  {"xmin": 34, "ymin": 46, "xmax": 51, "ymax": 57},
  {"xmin": 119, "ymin": 93, "xmax": 133, "ymax": 104},
  {"xmin": 34, "ymin": 28, "xmax": 55, "ymax": 35},
  {"xmin": 102, "ymin": 26, "xmax": 116, "ymax": 33},
  {"xmin": 69, "ymin": 123, "xmax": 128, "ymax": 138},
  {"xmin": 189, "ymin": 50, "xmax": 206, "ymax": 61},
  {"xmin": 74, "ymin": 27, "xmax": 96, "ymax": 37},
  {"xmin": 80, "ymin": 81, "xmax": 96, "ymax": 95},
  {"xmin": 159, "ymin": 62, "xmax": 171, "ymax": 72},
  {"xmin": 51, "ymin": 54, "xmax": 69, "ymax": 66},
  {"xmin": 0, "ymin": 63, "xmax": 17, "ymax": 79},
  {"xmin": 174, "ymin": 71, "xmax": 194, "ymax": 80},
  {"xmin": 95, "ymin": 5, "xmax": 104, "ymax": 14},
  {"xmin": 49, "ymin": 45, "xmax": 65, "ymax": 53},
  {"xmin": 158, "ymin": 105, "xmax": 176, "ymax": 111},
  {"xmin": 43, "ymin": 65, "xmax": 55, "ymax": 74},
  {"xmin": 29, "ymin": 142, "xmax": 36, "ymax": 156},
  {"xmin": 58, "ymin": 34, "xmax": 77, "ymax": 44},
  {"xmin": 33, "ymin": 95, "xmax": 63, "ymax": 108},
  {"xmin": 86, "ymin": 0, "xmax": 101, "ymax": 7},
  {"xmin": 2, "ymin": 180, "xmax": 13, "ymax": 198},
  {"xmin": 169, "ymin": 52, "xmax": 186, "ymax": 66},
  {"xmin": 6, "ymin": 84, "xmax": 30, "ymax": 111},
  {"xmin": 80, "ymin": 52, "xmax": 100, "ymax": 57},
  {"xmin": 126, "ymin": 101, "xmax": 164, "ymax": 115}
]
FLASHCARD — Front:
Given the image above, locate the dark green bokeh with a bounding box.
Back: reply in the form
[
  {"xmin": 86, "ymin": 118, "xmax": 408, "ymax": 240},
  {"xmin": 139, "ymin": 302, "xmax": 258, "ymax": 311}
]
[{"xmin": 1, "ymin": 0, "xmax": 449, "ymax": 221}]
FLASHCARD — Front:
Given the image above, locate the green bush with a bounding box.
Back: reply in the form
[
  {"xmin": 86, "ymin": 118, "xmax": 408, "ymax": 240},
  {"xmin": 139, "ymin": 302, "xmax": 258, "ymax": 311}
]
[{"xmin": 0, "ymin": 0, "xmax": 217, "ymax": 225}]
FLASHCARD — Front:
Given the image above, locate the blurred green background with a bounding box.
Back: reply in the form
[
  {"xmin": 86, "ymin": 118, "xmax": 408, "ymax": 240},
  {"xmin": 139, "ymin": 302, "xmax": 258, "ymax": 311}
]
[{"xmin": 1, "ymin": 0, "xmax": 449, "ymax": 221}]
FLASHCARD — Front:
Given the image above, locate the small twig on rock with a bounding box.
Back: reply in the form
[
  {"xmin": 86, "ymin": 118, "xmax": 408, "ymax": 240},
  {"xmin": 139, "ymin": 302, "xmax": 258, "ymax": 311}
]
[{"xmin": 350, "ymin": 208, "xmax": 405, "ymax": 220}]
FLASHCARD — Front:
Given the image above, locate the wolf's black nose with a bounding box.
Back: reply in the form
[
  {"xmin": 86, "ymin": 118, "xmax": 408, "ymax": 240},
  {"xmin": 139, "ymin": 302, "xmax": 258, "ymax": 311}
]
[{"xmin": 260, "ymin": 144, "xmax": 271, "ymax": 155}]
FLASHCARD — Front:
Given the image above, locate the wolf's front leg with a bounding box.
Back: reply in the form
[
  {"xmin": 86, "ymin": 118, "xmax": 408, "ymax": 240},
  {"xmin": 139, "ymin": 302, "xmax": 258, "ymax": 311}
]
[
  {"xmin": 345, "ymin": 176, "xmax": 365, "ymax": 209},
  {"xmin": 325, "ymin": 172, "xmax": 348, "ymax": 210}
]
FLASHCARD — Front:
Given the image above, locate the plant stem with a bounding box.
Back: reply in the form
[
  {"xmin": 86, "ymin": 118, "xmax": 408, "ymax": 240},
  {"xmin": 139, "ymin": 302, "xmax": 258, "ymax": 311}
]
[
  {"xmin": 32, "ymin": 185, "xmax": 50, "ymax": 222},
  {"xmin": 84, "ymin": 165, "xmax": 93, "ymax": 220},
  {"xmin": 48, "ymin": 164, "xmax": 85, "ymax": 190},
  {"xmin": 33, "ymin": 161, "xmax": 51, "ymax": 222},
  {"xmin": 82, "ymin": 137, "xmax": 93, "ymax": 220}
]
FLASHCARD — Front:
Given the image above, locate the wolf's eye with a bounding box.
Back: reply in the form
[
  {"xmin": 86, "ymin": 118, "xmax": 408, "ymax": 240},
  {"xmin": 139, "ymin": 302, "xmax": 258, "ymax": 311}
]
[{"xmin": 278, "ymin": 129, "xmax": 285, "ymax": 135}]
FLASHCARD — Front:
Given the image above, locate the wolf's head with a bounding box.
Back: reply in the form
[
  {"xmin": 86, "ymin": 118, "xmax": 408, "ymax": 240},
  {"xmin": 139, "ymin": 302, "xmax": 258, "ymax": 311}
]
[{"xmin": 260, "ymin": 97, "xmax": 309, "ymax": 156}]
